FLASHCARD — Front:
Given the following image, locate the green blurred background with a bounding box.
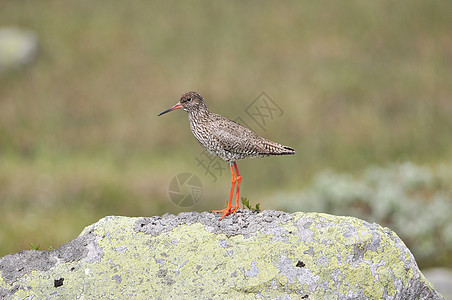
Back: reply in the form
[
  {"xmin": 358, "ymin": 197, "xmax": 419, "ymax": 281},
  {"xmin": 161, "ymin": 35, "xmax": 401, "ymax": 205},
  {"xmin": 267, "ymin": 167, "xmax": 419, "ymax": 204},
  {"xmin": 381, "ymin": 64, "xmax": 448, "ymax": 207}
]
[{"xmin": 1, "ymin": 1, "xmax": 451, "ymax": 268}]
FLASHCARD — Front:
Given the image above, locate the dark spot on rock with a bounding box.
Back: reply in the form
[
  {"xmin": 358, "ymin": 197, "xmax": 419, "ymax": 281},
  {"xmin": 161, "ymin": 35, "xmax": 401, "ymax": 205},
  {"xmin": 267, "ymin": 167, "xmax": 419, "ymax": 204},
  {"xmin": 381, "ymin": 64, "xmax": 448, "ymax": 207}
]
[
  {"xmin": 157, "ymin": 269, "xmax": 167, "ymax": 278},
  {"xmin": 112, "ymin": 274, "xmax": 122, "ymax": 284},
  {"xmin": 54, "ymin": 278, "xmax": 64, "ymax": 288},
  {"xmin": 302, "ymin": 294, "xmax": 309, "ymax": 299},
  {"xmin": 353, "ymin": 243, "xmax": 367, "ymax": 261},
  {"xmin": 296, "ymin": 261, "xmax": 305, "ymax": 268},
  {"xmin": 163, "ymin": 277, "xmax": 176, "ymax": 286},
  {"xmin": 11, "ymin": 284, "xmax": 20, "ymax": 293}
]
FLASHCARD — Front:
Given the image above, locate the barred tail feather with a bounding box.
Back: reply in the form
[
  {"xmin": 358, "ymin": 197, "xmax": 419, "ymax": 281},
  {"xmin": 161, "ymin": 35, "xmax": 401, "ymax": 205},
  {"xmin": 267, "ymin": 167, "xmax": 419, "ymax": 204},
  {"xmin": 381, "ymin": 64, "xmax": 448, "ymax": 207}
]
[{"xmin": 260, "ymin": 140, "xmax": 295, "ymax": 156}]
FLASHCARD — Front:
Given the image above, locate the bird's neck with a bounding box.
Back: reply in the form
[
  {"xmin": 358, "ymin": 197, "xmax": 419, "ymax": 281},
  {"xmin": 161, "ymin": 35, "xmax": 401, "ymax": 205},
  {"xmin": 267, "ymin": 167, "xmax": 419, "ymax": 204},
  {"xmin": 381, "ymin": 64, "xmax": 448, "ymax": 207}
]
[{"xmin": 188, "ymin": 106, "xmax": 210, "ymax": 121}]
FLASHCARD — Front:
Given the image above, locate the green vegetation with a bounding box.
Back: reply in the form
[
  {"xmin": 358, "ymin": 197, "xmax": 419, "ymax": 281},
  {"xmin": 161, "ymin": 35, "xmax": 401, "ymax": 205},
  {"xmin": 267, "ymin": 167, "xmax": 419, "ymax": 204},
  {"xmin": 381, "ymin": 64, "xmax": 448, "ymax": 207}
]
[
  {"xmin": 29, "ymin": 243, "xmax": 40, "ymax": 251},
  {"xmin": 1, "ymin": 1, "xmax": 451, "ymax": 268},
  {"xmin": 241, "ymin": 197, "xmax": 261, "ymax": 212}
]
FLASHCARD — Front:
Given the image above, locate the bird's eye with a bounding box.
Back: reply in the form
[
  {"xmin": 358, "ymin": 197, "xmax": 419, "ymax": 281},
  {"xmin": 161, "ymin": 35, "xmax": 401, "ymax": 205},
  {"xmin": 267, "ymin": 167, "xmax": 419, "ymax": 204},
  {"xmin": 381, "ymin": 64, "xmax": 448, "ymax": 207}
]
[{"xmin": 186, "ymin": 97, "xmax": 192, "ymax": 101}]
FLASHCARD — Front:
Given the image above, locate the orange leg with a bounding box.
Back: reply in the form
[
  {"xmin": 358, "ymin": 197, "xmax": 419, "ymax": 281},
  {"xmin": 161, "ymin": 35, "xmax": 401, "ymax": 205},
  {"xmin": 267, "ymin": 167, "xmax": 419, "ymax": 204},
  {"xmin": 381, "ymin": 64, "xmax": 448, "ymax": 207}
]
[
  {"xmin": 212, "ymin": 164, "xmax": 236, "ymax": 219},
  {"xmin": 231, "ymin": 163, "xmax": 241, "ymax": 214}
]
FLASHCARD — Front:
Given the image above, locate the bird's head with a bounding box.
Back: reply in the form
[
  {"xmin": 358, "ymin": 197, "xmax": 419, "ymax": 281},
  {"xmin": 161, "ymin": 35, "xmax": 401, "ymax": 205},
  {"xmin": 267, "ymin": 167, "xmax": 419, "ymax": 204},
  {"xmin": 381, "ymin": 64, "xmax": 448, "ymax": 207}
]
[{"xmin": 158, "ymin": 91, "xmax": 207, "ymax": 116}]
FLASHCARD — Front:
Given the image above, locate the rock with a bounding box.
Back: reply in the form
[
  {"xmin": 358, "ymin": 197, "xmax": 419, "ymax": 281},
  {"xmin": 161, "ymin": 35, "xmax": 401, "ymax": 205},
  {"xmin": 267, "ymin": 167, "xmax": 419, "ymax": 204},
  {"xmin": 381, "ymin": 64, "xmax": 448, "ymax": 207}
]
[
  {"xmin": 0, "ymin": 211, "xmax": 444, "ymax": 299},
  {"xmin": 0, "ymin": 27, "xmax": 38, "ymax": 73}
]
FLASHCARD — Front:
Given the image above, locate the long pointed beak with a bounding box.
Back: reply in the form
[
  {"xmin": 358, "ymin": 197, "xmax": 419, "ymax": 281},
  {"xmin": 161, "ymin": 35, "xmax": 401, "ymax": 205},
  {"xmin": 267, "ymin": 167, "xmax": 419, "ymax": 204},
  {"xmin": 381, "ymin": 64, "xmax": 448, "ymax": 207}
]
[{"xmin": 158, "ymin": 102, "xmax": 182, "ymax": 116}]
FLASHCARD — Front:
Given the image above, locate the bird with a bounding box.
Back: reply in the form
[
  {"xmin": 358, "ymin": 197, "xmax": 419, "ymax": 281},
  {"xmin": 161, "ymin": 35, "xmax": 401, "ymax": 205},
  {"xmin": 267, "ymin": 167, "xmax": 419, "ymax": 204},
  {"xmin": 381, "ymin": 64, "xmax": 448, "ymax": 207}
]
[{"xmin": 158, "ymin": 91, "xmax": 295, "ymax": 219}]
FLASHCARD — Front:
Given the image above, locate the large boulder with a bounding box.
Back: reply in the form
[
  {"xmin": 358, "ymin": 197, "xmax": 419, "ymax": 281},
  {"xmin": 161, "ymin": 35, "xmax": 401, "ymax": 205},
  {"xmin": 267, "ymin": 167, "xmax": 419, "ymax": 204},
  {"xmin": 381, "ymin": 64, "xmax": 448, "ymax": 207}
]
[{"xmin": 0, "ymin": 211, "xmax": 443, "ymax": 299}]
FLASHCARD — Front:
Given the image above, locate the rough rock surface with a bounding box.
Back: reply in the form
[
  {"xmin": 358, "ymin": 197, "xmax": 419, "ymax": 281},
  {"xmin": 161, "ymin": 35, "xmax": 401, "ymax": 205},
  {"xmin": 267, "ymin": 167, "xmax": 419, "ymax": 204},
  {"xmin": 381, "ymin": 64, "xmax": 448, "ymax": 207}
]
[{"xmin": 0, "ymin": 210, "xmax": 443, "ymax": 299}]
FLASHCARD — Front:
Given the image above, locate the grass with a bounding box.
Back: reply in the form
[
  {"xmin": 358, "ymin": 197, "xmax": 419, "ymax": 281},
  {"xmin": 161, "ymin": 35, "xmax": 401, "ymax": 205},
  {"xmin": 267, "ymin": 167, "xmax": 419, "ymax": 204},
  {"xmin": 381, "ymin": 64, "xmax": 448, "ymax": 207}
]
[
  {"xmin": 0, "ymin": 0, "xmax": 451, "ymax": 267},
  {"xmin": 241, "ymin": 197, "xmax": 261, "ymax": 212}
]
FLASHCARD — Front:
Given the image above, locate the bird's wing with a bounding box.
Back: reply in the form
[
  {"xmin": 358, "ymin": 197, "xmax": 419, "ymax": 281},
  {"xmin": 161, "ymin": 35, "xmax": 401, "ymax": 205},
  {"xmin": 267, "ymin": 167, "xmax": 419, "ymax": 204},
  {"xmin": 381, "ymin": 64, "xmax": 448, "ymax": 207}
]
[
  {"xmin": 208, "ymin": 113, "xmax": 295, "ymax": 156},
  {"xmin": 209, "ymin": 114, "xmax": 263, "ymax": 154}
]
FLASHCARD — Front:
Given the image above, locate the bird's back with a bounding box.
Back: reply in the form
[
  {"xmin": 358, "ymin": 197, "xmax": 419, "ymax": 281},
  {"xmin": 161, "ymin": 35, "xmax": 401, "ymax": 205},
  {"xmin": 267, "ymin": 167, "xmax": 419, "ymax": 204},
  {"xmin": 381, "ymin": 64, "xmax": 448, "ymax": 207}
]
[{"xmin": 189, "ymin": 111, "xmax": 295, "ymax": 164}]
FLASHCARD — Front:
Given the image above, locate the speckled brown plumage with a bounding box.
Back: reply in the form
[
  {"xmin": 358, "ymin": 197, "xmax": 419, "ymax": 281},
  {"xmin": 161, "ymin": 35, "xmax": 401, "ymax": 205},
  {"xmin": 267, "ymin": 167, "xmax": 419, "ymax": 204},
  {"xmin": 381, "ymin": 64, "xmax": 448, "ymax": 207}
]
[{"xmin": 158, "ymin": 91, "xmax": 295, "ymax": 219}]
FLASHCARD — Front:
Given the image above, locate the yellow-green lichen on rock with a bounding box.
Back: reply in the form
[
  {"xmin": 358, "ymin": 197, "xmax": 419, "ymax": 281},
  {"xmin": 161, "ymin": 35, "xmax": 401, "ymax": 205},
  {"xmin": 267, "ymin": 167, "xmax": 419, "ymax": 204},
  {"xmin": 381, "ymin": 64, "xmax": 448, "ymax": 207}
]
[{"xmin": 0, "ymin": 210, "xmax": 444, "ymax": 299}]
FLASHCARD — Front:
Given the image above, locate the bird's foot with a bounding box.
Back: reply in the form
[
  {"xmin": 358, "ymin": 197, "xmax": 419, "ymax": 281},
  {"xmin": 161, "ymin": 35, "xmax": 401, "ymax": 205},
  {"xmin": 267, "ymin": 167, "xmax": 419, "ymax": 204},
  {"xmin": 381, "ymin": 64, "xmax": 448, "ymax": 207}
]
[
  {"xmin": 230, "ymin": 206, "xmax": 239, "ymax": 214},
  {"xmin": 212, "ymin": 206, "xmax": 239, "ymax": 220},
  {"xmin": 212, "ymin": 207, "xmax": 232, "ymax": 220}
]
